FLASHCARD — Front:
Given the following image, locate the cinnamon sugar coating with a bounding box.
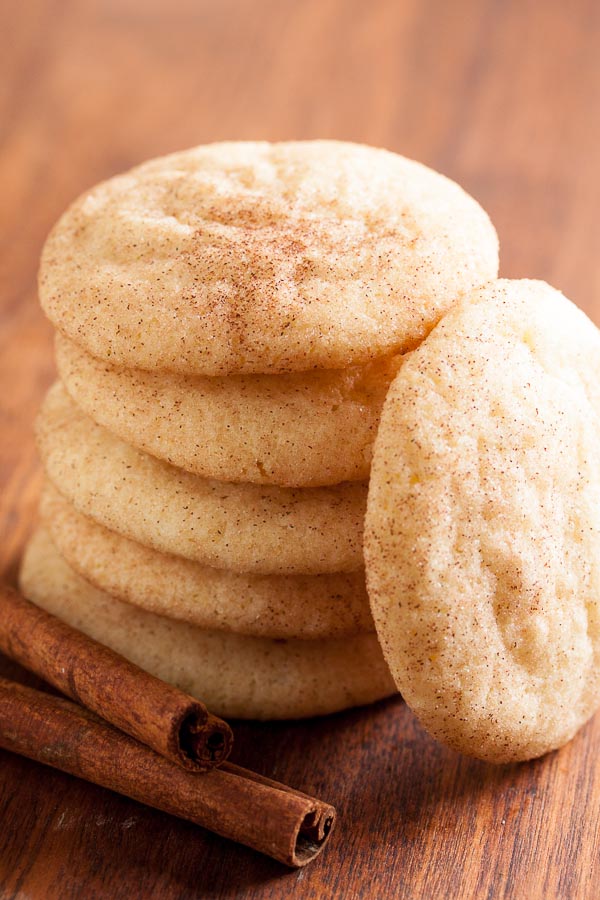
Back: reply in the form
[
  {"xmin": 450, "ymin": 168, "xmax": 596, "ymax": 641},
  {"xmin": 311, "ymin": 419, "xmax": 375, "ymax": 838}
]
[
  {"xmin": 40, "ymin": 141, "xmax": 498, "ymax": 375},
  {"xmin": 365, "ymin": 279, "xmax": 600, "ymax": 762}
]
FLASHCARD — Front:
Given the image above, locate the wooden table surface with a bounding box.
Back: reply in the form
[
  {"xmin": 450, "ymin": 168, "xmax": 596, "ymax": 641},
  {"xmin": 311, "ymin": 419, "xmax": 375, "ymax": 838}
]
[{"xmin": 2, "ymin": 1, "xmax": 600, "ymax": 897}]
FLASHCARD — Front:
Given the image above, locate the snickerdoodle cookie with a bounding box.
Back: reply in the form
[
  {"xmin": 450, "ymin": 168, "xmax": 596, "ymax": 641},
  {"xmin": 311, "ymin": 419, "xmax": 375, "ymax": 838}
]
[
  {"xmin": 365, "ymin": 279, "xmax": 600, "ymax": 763},
  {"xmin": 21, "ymin": 529, "xmax": 396, "ymax": 719},
  {"xmin": 41, "ymin": 482, "xmax": 373, "ymax": 640},
  {"xmin": 37, "ymin": 383, "xmax": 367, "ymax": 575},
  {"xmin": 40, "ymin": 141, "xmax": 498, "ymax": 376},
  {"xmin": 56, "ymin": 334, "xmax": 399, "ymax": 486}
]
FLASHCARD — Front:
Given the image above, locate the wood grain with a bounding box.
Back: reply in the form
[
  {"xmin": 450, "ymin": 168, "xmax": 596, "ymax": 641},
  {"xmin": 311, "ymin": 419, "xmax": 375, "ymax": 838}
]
[{"xmin": 1, "ymin": 0, "xmax": 600, "ymax": 897}]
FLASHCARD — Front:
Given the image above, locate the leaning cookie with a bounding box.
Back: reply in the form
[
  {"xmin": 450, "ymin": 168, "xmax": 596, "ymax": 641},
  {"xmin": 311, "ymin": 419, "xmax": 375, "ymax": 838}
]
[
  {"xmin": 365, "ymin": 279, "xmax": 600, "ymax": 763},
  {"xmin": 56, "ymin": 334, "xmax": 399, "ymax": 487},
  {"xmin": 40, "ymin": 140, "xmax": 498, "ymax": 376},
  {"xmin": 37, "ymin": 383, "xmax": 367, "ymax": 575},
  {"xmin": 20, "ymin": 529, "xmax": 396, "ymax": 720},
  {"xmin": 41, "ymin": 482, "xmax": 374, "ymax": 640}
]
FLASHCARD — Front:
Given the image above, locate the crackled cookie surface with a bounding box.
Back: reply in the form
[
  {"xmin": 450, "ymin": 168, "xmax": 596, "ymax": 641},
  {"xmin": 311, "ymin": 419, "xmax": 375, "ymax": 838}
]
[
  {"xmin": 365, "ymin": 279, "xmax": 600, "ymax": 763},
  {"xmin": 21, "ymin": 529, "xmax": 396, "ymax": 720},
  {"xmin": 40, "ymin": 140, "xmax": 498, "ymax": 375},
  {"xmin": 56, "ymin": 333, "xmax": 400, "ymax": 487},
  {"xmin": 37, "ymin": 383, "xmax": 367, "ymax": 575},
  {"xmin": 41, "ymin": 483, "xmax": 373, "ymax": 640}
]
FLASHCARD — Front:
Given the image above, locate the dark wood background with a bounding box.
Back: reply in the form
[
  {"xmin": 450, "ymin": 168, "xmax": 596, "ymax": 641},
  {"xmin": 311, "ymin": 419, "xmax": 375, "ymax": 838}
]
[{"xmin": 2, "ymin": 1, "xmax": 600, "ymax": 897}]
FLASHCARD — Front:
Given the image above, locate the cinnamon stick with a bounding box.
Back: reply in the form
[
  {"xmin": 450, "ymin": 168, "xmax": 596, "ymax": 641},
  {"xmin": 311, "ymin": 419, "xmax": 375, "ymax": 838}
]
[
  {"xmin": 0, "ymin": 583, "xmax": 232, "ymax": 771},
  {"xmin": 0, "ymin": 677, "xmax": 335, "ymax": 867}
]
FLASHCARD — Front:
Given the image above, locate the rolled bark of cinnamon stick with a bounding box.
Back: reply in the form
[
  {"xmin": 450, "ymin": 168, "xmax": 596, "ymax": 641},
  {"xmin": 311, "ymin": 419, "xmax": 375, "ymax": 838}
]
[
  {"xmin": 0, "ymin": 583, "xmax": 232, "ymax": 771},
  {"xmin": 0, "ymin": 677, "xmax": 335, "ymax": 867}
]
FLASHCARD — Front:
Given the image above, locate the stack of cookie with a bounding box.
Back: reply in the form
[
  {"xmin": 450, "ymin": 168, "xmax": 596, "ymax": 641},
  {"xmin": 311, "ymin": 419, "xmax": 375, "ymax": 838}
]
[{"xmin": 20, "ymin": 141, "xmax": 499, "ymax": 720}]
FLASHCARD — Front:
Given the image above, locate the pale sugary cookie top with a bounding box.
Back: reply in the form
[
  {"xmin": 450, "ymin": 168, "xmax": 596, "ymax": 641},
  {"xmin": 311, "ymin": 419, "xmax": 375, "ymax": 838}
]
[
  {"xmin": 365, "ymin": 279, "xmax": 600, "ymax": 763},
  {"xmin": 40, "ymin": 141, "xmax": 498, "ymax": 375}
]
